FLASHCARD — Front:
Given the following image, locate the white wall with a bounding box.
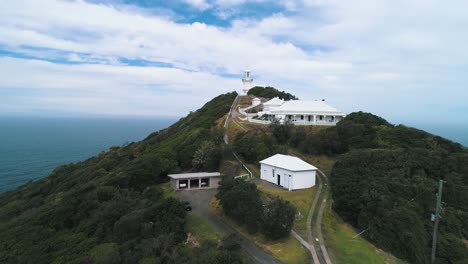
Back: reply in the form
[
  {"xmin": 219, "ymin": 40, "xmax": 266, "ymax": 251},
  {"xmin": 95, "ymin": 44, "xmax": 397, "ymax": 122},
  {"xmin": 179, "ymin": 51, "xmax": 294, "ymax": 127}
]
[{"xmin": 260, "ymin": 164, "xmax": 316, "ymax": 190}]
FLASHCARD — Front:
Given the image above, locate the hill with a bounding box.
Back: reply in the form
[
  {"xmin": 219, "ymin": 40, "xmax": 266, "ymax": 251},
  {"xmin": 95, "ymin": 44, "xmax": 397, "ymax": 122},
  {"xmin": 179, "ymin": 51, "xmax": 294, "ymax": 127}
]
[
  {"xmin": 231, "ymin": 110, "xmax": 468, "ymax": 264},
  {"xmin": 0, "ymin": 92, "xmax": 240, "ymax": 263},
  {"xmin": 0, "ymin": 91, "xmax": 467, "ymax": 264}
]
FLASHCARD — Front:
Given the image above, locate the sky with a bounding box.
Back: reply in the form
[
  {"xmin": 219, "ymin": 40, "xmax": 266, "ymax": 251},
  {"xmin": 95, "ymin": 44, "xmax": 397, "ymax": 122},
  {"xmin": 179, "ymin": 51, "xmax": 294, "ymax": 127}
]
[{"xmin": 1, "ymin": 0, "xmax": 468, "ymax": 125}]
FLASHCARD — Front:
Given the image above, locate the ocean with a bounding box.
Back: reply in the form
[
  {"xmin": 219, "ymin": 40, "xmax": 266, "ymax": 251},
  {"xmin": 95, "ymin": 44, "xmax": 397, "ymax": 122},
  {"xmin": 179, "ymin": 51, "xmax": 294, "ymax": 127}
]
[
  {"xmin": 0, "ymin": 116, "xmax": 176, "ymax": 192},
  {"xmin": 0, "ymin": 117, "xmax": 466, "ymax": 193}
]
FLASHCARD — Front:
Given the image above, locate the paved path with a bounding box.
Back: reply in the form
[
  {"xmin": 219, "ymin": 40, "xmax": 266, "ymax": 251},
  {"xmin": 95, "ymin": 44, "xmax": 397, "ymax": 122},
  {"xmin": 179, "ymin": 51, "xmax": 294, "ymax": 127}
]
[
  {"xmin": 315, "ymin": 170, "xmax": 333, "ymax": 264},
  {"xmin": 178, "ymin": 190, "xmax": 282, "ymax": 264},
  {"xmin": 306, "ymin": 178, "xmax": 323, "ymax": 264}
]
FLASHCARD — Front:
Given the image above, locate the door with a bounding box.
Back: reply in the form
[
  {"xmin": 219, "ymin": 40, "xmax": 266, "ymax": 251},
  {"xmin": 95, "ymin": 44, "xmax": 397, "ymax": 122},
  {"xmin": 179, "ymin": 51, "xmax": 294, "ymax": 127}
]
[{"xmin": 277, "ymin": 174, "xmax": 281, "ymax": 185}]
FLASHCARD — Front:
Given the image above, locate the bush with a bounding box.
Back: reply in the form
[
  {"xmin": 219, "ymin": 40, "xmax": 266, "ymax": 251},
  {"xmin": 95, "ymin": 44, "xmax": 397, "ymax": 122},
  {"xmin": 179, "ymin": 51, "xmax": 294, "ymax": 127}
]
[
  {"xmin": 216, "ymin": 178, "xmax": 262, "ymax": 233},
  {"xmin": 262, "ymin": 197, "xmax": 296, "ymax": 240},
  {"xmin": 247, "ymin": 86, "xmax": 298, "ymax": 100}
]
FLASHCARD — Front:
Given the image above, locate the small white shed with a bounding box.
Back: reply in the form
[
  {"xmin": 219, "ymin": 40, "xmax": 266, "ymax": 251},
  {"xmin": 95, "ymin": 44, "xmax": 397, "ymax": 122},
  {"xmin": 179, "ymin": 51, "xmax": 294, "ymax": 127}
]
[
  {"xmin": 252, "ymin": 97, "xmax": 261, "ymax": 106},
  {"xmin": 259, "ymin": 154, "xmax": 317, "ymax": 191}
]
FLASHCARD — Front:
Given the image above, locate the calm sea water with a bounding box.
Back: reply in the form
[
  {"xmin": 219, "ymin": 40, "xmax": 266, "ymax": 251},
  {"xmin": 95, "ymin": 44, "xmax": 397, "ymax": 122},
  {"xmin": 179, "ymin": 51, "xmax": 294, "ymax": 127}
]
[{"xmin": 0, "ymin": 117, "xmax": 176, "ymax": 192}]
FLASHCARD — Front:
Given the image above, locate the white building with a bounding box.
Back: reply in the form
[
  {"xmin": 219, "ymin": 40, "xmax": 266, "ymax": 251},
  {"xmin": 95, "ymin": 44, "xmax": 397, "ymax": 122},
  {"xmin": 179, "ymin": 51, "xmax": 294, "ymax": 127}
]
[
  {"xmin": 248, "ymin": 97, "xmax": 345, "ymax": 125},
  {"xmin": 252, "ymin": 97, "xmax": 261, "ymax": 106},
  {"xmin": 168, "ymin": 172, "xmax": 222, "ymax": 191},
  {"xmin": 259, "ymin": 154, "xmax": 317, "ymax": 191},
  {"xmin": 242, "ymin": 70, "xmax": 254, "ymax": 94}
]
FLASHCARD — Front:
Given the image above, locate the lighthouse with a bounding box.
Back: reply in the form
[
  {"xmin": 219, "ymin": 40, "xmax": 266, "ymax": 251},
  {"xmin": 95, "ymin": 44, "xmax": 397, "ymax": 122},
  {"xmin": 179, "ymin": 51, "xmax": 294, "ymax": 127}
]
[{"xmin": 242, "ymin": 70, "xmax": 254, "ymax": 94}]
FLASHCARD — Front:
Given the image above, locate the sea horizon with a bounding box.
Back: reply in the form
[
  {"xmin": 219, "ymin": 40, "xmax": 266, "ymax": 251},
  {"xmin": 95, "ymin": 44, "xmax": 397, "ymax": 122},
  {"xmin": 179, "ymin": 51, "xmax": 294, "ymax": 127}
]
[
  {"xmin": 0, "ymin": 116, "xmax": 466, "ymax": 193},
  {"xmin": 0, "ymin": 116, "xmax": 177, "ymax": 192}
]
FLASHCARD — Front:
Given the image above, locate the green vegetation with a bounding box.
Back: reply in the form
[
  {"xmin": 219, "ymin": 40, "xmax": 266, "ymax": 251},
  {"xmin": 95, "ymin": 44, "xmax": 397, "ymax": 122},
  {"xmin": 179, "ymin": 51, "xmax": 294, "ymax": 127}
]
[
  {"xmin": 186, "ymin": 213, "xmax": 222, "ymax": 243},
  {"xmin": 261, "ymin": 197, "xmax": 296, "ymax": 240},
  {"xmin": 0, "ymin": 92, "xmax": 243, "ymax": 263},
  {"xmin": 1, "ymin": 90, "xmax": 466, "ymax": 264},
  {"xmin": 328, "ymin": 113, "xmax": 467, "ymax": 264},
  {"xmin": 322, "ymin": 198, "xmax": 405, "ymax": 264},
  {"xmin": 216, "ymin": 178, "xmax": 296, "ymax": 240},
  {"xmin": 257, "ymin": 182, "xmax": 315, "ymax": 231},
  {"xmin": 230, "ymin": 110, "xmax": 467, "ymax": 264},
  {"xmin": 211, "ymin": 197, "xmax": 310, "ymax": 264},
  {"xmin": 247, "ymin": 86, "xmax": 298, "ymax": 100}
]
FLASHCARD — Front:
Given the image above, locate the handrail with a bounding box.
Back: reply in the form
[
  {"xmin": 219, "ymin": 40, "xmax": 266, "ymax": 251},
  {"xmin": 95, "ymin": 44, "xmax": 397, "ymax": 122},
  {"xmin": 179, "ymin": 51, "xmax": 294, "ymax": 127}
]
[
  {"xmin": 234, "ymin": 174, "xmax": 249, "ymax": 179},
  {"xmin": 232, "ymin": 151, "xmax": 253, "ymax": 179}
]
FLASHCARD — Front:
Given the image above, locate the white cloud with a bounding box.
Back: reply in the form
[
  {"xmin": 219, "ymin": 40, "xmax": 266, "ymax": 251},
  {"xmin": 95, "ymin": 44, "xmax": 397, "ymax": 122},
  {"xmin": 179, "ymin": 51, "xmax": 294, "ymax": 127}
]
[
  {"xmin": 0, "ymin": 0, "xmax": 467, "ymax": 124},
  {"xmin": 183, "ymin": 0, "xmax": 212, "ymax": 10},
  {"xmin": 0, "ymin": 57, "xmax": 238, "ymax": 116}
]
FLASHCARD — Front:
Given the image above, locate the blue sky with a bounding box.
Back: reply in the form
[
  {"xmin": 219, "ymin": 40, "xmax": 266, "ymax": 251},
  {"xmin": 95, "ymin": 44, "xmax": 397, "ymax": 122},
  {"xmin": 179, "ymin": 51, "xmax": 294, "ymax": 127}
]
[{"xmin": 0, "ymin": 0, "xmax": 467, "ymax": 126}]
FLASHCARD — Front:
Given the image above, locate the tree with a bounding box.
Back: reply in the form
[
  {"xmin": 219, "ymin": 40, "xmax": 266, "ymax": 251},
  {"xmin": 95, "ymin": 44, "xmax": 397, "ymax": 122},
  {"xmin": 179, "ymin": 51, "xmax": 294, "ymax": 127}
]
[
  {"xmin": 247, "ymin": 86, "xmax": 298, "ymax": 100},
  {"xmin": 261, "ymin": 197, "xmax": 296, "ymax": 240},
  {"xmin": 192, "ymin": 141, "xmax": 222, "ymax": 171},
  {"xmin": 270, "ymin": 119, "xmax": 294, "ymax": 144},
  {"xmin": 216, "ymin": 178, "xmax": 263, "ymax": 233}
]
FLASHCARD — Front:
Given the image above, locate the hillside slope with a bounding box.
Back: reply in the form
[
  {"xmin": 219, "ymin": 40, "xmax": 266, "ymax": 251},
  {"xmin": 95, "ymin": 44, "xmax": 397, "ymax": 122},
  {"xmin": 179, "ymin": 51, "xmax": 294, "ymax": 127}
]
[
  {"xmin": 231, "ymin": 110, "xmax": 468, "ymax": 264},
  {"xmin": 0, "ymin": 92, "xmax": 238, "ymax": 263}
]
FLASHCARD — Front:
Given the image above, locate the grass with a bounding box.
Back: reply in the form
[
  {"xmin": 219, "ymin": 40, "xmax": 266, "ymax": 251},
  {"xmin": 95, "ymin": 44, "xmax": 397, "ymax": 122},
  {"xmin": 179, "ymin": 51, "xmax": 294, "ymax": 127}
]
[
  {"xmin": 211, "ymin": 197, "xmax": 310, "ymax": 264},
  {"xmin": 246, "ymin": 163, "xmax": 260, "ymax": 178},
  {"xmin": 322, "ymin": 195, "xmax": 406, "ymax": 264},
  {"xmin": 186, "ymin": 213, "xmax": 222, "ymax": 243},
  {"xmin": 159, "ymin": 182, "xmax": 177, "ymax": 198}
]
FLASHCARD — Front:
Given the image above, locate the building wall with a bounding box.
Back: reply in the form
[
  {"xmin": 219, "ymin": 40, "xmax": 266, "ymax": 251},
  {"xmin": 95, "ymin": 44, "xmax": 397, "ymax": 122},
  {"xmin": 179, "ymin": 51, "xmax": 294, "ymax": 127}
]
[
  {"xmin": 170, "ymin": 176, "xmax": 222, "ymax": 190},
  {"xmin": 292, "ymin": 170, "xmax": 316, "ymax": 189},
  {"xmin": 260, "ymin": 164, "xmax": 316, "ymax": 190},
  {"xmin": 170, "ymin": 178, "xmax": 177, "ymax": 190}
]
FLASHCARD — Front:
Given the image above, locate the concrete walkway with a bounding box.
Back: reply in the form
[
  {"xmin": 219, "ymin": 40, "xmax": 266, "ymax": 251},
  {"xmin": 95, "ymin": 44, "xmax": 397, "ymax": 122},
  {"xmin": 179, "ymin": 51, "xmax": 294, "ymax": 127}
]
[
  {"xmin": 178, "ymin": 190, "xmax": 282, "ymax": 264},
  {"xmin": 315, "ymin": 170, "xmax": 332, "ymax": 264}
]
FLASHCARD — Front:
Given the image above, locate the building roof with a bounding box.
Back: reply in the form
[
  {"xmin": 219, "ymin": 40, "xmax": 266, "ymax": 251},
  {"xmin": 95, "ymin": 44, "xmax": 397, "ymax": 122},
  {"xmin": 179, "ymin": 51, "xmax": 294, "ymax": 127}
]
[
  {"xmin": 259, "ymin": 154, "xmax": 317, "ymax": 171},
  {"xmin": 263, "ymin": 97, "xmax": 285, "ymax": 106},
  {"xmin": 270, "ymin": 100, "xmax": 344, "ymax": 115},
  {"xmin": 168, "ymin": 172, "xmax": 221, "ymax": 179}
]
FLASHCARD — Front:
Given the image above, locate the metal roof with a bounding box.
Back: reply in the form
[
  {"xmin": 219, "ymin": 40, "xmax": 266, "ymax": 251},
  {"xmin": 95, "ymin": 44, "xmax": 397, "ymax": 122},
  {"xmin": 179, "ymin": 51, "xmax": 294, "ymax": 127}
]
[
  {"xmin": 168, "ymin": 172, "xmax": 221, "ymax": 179},
  {"xmin": 259, "ymin": 154, "xmax": 317, "ymax": 171},
  {"xmin": 270, "ymin": 100, "xmax": 343, "ymax": 114},
  {"xmin": 263, "ymin": 97, "xmax": 285, "ymax": 106}
]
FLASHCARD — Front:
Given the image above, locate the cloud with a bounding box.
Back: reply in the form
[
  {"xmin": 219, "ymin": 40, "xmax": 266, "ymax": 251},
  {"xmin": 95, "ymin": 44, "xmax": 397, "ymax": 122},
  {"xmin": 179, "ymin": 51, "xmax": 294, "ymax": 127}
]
[
  {"xmin": 183, "ymin": 0, "xmax": 211, "ymax": 10},
  {"xmin": 0, "ymin": 57, "xmax": 237, "ymax": 116},
  {"xmin": 0, "ymin": 0, "xmax": 467, "ymax": 125}
]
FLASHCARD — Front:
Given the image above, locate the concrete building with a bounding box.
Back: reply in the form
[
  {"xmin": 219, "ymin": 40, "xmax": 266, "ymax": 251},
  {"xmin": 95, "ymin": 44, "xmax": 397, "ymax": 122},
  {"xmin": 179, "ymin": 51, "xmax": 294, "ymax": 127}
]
[
  {"xmin": 259, "ymin": 154, "xmax": 317, "ymax": 191},
  {"xmin": 168, "ymin": 172, "xmax": 222, "ymax": 191},
  {"xmin": 246, "ymin": 97, "xmax": 346, "ymax": 126}
]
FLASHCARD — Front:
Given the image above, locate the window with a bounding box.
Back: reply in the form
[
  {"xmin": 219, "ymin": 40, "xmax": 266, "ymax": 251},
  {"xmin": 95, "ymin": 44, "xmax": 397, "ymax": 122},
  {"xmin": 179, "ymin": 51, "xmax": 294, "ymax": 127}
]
[
  {"xmin": 200, "ymin": 178, "xmax": 210, "ymax": 187},
  {"xmin": 179, "ymin": 179, "xmax": 188, "ymax": 189}
]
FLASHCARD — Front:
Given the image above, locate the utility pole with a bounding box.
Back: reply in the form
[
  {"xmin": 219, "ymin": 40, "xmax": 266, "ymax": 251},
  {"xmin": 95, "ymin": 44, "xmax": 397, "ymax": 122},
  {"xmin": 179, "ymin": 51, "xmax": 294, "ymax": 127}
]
[{"xmin": 431, "ymin": 179, "xmax": 444, "ymax": 264}]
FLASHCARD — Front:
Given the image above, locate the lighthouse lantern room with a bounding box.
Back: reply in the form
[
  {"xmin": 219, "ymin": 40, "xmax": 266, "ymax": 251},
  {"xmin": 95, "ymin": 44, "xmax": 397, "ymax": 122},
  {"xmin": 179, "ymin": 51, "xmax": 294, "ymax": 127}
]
[{"xmin": 242, "ymin": 70, "xmax": 254, "ymax": 94}]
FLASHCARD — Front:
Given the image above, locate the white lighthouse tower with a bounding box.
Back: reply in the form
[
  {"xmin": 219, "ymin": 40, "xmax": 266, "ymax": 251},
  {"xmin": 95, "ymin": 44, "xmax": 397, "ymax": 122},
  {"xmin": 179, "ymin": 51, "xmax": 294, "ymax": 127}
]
[{"xmin": 242, "ymin": 70, "xmax": 254, "ymax": 94}]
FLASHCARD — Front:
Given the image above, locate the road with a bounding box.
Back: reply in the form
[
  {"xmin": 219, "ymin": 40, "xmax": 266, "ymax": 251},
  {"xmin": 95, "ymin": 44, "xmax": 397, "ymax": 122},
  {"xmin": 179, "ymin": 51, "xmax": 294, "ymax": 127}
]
[
  {"xmin": 288, "ymin": 150, "xmax": 333, "ymax": 264},
  {"xmin": 314, "ymin": 170, "xmax": 332, "ymax": 264},
  {"xmin": 178, "ymin": 190, "xmax": 283, "ymax": 264}
]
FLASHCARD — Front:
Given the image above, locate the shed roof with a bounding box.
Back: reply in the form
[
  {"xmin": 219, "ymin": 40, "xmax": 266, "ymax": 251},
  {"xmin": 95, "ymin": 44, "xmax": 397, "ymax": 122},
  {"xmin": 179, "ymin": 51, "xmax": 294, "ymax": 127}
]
[
  {"xmin": 259, "ymin": 154, "xmax": 317, "ymax": 171},
  {"xmin": 168, "ymin": 172, "xmax": 221, "ymax": 179}
]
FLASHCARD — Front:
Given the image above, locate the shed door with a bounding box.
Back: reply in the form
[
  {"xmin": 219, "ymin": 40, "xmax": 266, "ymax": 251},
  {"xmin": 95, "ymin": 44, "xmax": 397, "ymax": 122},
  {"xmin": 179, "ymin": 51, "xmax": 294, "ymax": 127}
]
[{"xmin": 277, "ymin": 174, "xmax": 281, "ymax": 185}]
